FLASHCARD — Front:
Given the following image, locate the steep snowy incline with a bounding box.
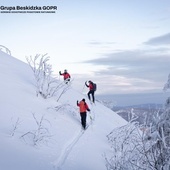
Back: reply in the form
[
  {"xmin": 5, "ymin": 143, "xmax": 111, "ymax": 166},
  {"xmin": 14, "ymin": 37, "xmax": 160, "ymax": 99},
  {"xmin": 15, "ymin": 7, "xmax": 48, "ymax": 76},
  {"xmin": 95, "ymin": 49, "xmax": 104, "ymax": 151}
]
[
  {"xmin": 0, "ymin": 50, "xmax": 127, "ymax": 170},
  {"xmin": 54, "ymin": 101, "xmax": 127, "ymax": 170},
  {"xmin": 53, "ymin": 87, "xmax": 127, "ymax": 170}
]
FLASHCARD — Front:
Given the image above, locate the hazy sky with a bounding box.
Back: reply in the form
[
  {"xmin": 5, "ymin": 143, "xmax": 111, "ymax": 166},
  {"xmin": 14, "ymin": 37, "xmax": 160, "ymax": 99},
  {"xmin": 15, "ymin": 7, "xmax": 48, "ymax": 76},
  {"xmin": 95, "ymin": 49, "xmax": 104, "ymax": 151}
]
[{"xmin": 0, "ymin": 0, "xmax": 170, "ymax": 95}]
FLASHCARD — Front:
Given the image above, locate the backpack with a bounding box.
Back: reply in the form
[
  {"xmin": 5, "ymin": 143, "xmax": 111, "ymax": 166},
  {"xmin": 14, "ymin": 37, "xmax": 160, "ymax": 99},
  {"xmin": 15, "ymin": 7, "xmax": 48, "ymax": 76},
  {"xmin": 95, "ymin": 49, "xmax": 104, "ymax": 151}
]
[{"xmin": 93, "ymin": 83, "xmax": 97, "ymax": 91}]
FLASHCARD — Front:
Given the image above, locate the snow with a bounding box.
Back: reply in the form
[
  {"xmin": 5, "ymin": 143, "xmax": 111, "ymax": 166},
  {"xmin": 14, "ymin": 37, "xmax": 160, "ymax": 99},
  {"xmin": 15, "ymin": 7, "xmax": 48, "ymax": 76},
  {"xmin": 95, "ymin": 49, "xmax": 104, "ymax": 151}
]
[{"xmin": 0, "ymin": 50, "xmax": 127, "ymax": 170}]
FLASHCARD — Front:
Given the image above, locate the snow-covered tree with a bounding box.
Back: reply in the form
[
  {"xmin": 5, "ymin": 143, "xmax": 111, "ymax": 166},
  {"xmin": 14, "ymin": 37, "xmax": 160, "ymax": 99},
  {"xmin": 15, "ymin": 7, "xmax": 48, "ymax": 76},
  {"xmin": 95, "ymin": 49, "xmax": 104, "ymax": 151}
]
[
  {"xmin": 26, "ymin": 54, "xmax": 60, "ymax": 98},
  {"xmin": 147, "ymin": 74, "xmax": 170, "ymax": 169},
  {"xmin": 142, "ymin": 73, "xmax": 170, "ymax": 169},
  {"xmin": 106, "ymin": 74, "xmax": 170, "ymax": 170}
]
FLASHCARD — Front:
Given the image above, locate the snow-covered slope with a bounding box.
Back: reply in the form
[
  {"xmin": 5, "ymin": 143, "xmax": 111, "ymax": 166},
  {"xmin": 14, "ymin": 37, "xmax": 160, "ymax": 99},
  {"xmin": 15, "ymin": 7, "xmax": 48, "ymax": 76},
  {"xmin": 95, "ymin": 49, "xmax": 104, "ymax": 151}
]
[{"xmin": 0, "ymin": 50, "xmax": 127, "ymax": 170}]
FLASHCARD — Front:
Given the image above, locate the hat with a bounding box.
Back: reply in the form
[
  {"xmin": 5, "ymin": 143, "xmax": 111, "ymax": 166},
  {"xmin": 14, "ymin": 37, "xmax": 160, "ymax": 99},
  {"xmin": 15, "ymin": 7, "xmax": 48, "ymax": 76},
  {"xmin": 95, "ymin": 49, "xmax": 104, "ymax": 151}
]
[{"xmin": 82, "ymin": 98, "xmax": 85, "ymax": 102}]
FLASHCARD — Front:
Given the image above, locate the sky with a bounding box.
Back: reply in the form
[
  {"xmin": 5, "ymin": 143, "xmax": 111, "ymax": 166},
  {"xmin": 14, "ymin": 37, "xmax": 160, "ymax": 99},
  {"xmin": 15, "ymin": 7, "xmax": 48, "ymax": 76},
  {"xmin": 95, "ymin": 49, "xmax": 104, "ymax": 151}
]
[
  {"xmin": 0, "ymin": 49, "xmax": 127, "ymax": 170},
  {"xmin": 0, "ymin": 0, "xmax": 170, "ymax": 95}
]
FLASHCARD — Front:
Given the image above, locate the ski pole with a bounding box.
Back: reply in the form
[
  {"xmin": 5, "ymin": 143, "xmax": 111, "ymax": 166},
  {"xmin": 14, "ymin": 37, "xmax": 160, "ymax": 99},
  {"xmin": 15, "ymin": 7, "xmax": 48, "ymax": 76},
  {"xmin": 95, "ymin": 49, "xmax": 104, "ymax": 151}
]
[
  {"xmin": 82, "ymin": 83, "xmax": 86, "ymax": 92},
  {"xmin": 89, "ymin": 112, "xmax": 92, "ymax": 120},
  {"xmin": 90, "ymin": 115, "xmax": 92, "ymax": 120}
]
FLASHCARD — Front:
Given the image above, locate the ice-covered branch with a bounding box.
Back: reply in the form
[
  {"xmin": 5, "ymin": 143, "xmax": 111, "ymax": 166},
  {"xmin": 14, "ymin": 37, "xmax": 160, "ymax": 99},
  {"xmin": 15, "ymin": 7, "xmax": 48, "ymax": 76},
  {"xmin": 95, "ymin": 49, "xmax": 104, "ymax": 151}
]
[
  {"xmin": 26, "ymin": 54, "xmax": 61, "ymax": 98},
  {"xmin": 0, "ymin": 45, "xmax": 11, "ymax": 55}
]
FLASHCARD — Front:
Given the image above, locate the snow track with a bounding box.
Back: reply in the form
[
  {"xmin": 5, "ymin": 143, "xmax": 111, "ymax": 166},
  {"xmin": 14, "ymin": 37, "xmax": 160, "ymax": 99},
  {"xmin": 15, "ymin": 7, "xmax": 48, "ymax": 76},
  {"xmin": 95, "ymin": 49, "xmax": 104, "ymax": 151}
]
[
  {"xmin": 54, "ymin": 129, "xmax": 85, "ymax": 170},
  {"xmin": 54, "ymin": 104, "xmax": 95, "ymax": 170},
  {"xmin": 54, "ymin": 122, "xmax": 93, "ymax": 170}
]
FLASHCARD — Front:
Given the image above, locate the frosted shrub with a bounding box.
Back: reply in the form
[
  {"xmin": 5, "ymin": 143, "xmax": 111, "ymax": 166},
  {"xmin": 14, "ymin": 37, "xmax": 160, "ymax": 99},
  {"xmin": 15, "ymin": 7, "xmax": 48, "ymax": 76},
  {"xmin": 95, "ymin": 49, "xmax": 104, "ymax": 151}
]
[
  {"xmin": 105, "ymin": 73, "xmax": 170, "ymax": 170},
  {"xmin": 20, "ymin": 113, "xmax": 51, "ymax": 146},
  {"xmin": 106, "ymin": 122, "xmax": 145, "ymax": 170},
  {"xmin": 26, "ymin": 54, "xmax": 60, "ymax": 98}
]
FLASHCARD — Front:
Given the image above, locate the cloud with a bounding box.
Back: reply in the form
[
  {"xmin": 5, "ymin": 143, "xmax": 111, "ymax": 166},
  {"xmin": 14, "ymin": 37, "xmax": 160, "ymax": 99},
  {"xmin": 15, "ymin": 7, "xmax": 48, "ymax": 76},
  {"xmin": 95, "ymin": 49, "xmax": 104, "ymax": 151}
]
[
  {"xmin": 89, "ymin": 41, "xmax": 116, "ymax": 45},
  {"xmin": 144, "ymin": 32, "xmax": 170, "ymax": 45},
  {"xmin": 78, "ymin": 47, "xmax": 170, "ymax": 94},
  {"xmin": 74, "ymin": 35, "xmax": 170, "ymax": 94},
  {"xmin": 83, "ymin": 49, "xmax": 169, "ymax": 78}
]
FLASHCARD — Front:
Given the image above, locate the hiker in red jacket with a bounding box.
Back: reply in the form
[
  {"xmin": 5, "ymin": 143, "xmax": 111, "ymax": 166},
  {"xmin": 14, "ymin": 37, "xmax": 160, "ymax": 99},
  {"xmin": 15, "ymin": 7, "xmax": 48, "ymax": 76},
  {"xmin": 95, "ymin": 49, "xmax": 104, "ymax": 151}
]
[
  {"xmin": 77, "ymin": 98, "xmax": 90, "ymax": 129},
  {"xmin": 59, "ymin": 69, "xmax": 71, "ymax": 84},
  {"xmin": 85, "ymin": 80, "xmax": 95, "ymax": 103}
]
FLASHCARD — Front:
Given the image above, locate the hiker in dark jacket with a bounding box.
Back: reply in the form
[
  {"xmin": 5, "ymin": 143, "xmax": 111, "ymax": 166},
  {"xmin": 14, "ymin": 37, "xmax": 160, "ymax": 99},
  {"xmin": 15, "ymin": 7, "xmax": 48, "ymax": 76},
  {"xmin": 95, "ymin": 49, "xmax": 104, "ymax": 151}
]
[{"xmin": 85, "ymin": 80, "xmax": 95, "ymax": 103}]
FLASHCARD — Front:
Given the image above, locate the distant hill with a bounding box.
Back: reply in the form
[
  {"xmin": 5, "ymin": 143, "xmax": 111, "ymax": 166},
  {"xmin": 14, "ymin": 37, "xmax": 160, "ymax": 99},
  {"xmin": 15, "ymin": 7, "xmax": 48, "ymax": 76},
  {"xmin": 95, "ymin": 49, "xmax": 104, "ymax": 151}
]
[
  {"xmin": 112, "ymin": 103, "xmax": 164, "ymax": 124},
  {"xmin": 96, "ymin": 93, "xmax": 169, "ymax": 124},
  {"xmin": 96, "ymin": 92, "xmax": 169, "ymax": 106},
  {"xmin": 97, "ymin": 100, "xmax": 165, "ymax": 125}
]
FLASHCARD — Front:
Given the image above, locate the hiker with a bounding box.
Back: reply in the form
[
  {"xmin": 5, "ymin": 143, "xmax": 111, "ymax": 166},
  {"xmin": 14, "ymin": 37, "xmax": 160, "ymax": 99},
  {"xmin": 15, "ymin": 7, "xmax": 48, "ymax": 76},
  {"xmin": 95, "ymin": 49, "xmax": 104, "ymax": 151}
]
[
  {"xmin": 85, "ymin": 80, "xmax": 96, "ymax": 103},
  {"xmin": 77, "ymin": 99, "xmax": 90, "ymax": 129},
  {"xmin": 59, "ymin": 69, "xmax": 71, "ymax": 84}
]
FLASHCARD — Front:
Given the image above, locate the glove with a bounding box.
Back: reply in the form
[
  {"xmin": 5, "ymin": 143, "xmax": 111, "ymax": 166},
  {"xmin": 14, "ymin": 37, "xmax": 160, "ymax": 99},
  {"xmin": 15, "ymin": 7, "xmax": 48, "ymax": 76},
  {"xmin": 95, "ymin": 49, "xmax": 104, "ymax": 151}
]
[
  {"xmin": 59, "ymin": 71, "xmax": 61, "ymax": 74},
  {"xmin": 77, "ymin": 100, "xmax": 79, "ymax": 105}
]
